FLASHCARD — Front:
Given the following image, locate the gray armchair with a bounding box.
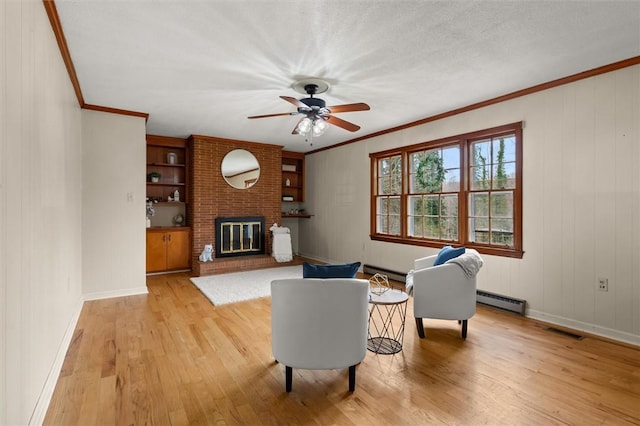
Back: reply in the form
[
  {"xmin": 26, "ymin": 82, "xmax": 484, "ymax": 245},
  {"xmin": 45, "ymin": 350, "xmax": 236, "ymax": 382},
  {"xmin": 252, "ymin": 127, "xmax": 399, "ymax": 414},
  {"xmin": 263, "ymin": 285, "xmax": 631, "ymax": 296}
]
[
  {"xmin": 410, "ymin": 249, "xmax": 483, "ymax": 340},
  {"xmin": 270, "ymin": 278, "xmax": 370, "ymax": 392}
]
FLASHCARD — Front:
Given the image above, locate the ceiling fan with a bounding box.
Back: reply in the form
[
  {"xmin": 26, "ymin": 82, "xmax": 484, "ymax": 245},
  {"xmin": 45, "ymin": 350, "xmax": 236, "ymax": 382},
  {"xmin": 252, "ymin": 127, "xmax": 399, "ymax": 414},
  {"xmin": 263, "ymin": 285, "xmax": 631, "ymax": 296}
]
[{"xmin": 247, "ymin": 79, "xmax": 370, "ymax": 137}]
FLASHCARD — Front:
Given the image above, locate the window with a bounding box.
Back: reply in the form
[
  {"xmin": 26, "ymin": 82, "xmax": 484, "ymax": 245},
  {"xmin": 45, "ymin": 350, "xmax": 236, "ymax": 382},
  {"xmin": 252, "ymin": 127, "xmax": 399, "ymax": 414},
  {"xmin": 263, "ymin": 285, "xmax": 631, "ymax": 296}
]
[
  {"xmin": 468, "ymin": 134, "xmax": 517, "ymax": 247},
  {"xmin": 374, "ymin": 154, "xmax": 402, "ymax": 235},
  {"xmin": 370, "ymin": 122, "xmax": 523, "ymax": 258},
  {"xmin": 408, "ymin": 145, "xmax": 460, "ymax": 241}
]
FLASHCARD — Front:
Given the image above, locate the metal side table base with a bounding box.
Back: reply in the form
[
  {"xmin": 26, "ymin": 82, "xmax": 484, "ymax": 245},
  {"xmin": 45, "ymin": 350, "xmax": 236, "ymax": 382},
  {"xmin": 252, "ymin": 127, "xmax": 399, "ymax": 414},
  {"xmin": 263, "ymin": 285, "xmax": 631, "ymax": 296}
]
[{"xmin": 367, "ymin": 289, "xmax": 408, "ymax": 355}]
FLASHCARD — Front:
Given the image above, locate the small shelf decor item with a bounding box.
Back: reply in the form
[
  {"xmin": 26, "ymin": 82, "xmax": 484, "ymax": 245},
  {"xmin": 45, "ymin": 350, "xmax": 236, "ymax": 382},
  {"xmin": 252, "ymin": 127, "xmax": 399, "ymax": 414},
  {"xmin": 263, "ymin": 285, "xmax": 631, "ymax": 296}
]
[
  {"xmin": 167, "ymin": 152, "xmax": 177, "ymax": 164},
  {"xmin": 146, "ymin": 200, "xmax": 155, "ymax": 228},
  {"xmin": 148, "ymin": 172, "xmax": 161, "ymax": 183},
  {"xmin": 173, "ymin": 213, "xmax": 185, "ymax": 226},
  {"xmin": 369, "ymin": 273, "xmax": 391, "ymax": 296}
]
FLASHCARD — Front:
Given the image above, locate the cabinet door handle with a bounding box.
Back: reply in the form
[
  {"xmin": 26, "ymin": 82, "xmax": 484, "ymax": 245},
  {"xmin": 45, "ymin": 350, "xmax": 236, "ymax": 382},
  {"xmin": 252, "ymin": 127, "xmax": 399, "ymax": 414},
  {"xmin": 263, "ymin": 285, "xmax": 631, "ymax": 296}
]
[
  {"xmin": 162, "ymin": 234, "xmax": 166, "ymax": 242},
  {"xmin": 168, "ymin": 234, "xmax": 171, "ymax": 241}
]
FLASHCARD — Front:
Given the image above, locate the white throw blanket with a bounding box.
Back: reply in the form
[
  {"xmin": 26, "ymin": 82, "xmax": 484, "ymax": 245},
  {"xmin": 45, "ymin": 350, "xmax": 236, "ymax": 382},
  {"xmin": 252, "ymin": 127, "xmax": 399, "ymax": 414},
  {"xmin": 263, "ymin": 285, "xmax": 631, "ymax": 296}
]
[
  {"xmin": 405, "ymin": 270, "xmax": 415, "ymax": 295},
  {"xmin": 270, "ymin": 223, "xmax": 293, "ymax": 262},
  {"xmin": 446, "ymin": 250, "xmax": 484, "ymax": 278}
]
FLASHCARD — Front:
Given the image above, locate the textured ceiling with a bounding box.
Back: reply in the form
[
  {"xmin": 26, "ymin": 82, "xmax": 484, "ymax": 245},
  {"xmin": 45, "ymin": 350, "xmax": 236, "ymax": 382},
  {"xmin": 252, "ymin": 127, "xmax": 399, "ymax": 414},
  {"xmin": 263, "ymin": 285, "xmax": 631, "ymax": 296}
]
[{"xmin": 55, "ymin": 0, "xmax": 640, "ymax": 153}]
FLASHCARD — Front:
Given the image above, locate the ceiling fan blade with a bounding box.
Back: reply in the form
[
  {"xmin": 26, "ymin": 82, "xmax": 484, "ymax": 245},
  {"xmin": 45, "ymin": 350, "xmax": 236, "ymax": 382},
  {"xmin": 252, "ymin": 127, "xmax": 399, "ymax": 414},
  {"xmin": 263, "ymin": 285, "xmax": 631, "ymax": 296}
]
[
  {"xmin": 247, "ymin": 112, "xmax": 297, "ymax": 119},
  {"xmin": 326, "ymin": 102, "xmax": 370, "ymax": 113},
  {"xmin": 280, "ymin": 96, "xmax": 310, "ymax": 110},
  {"xmin": 326, "ymin": 115, "xmax": 361, "ymax": 132}
]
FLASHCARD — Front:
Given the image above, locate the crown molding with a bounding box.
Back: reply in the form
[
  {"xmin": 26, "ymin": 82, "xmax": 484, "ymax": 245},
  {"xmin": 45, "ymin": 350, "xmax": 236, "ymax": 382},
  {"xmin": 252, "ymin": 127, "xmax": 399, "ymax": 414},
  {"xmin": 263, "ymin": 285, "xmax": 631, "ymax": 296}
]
[{"xmin": 308, "ymin": 56, "xmax": 640, "ymax": 155}]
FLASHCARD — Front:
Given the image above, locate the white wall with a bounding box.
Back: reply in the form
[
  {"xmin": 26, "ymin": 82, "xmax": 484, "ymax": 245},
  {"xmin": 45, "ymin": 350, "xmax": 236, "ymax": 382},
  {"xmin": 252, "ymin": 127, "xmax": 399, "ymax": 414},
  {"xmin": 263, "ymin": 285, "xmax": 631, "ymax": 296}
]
[
  {"xmin": 81, "ymin": 110, "xmax": 147, "ymax": 299},
  {"xmin": 1, "ymin": 1, "xmax": 84, "ymax": 424},
  {"xmin": 1, "ymin": 2, "xmax": 148, "ymax": 424},
  {"xmin": 301, "ymin": 65, "xmax": 640, "ymax": 345}
]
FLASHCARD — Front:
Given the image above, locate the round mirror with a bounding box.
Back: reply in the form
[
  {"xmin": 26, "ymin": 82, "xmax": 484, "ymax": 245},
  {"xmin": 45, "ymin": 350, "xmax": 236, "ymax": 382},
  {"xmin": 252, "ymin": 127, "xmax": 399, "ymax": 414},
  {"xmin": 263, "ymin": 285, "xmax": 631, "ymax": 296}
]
[{"xmin": 221, "ymin": 149, "xmax": 260, "ymax": 189}]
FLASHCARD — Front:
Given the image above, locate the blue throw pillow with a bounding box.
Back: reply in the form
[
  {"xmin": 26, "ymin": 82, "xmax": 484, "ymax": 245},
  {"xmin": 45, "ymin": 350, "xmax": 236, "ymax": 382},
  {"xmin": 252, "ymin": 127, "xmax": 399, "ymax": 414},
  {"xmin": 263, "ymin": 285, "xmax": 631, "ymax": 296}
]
[
  {"xmin": 302, "ymin": 262, "xmax": 361, "ymax": 278},
  {"xmin": 433, "ymin": 246, "xmax": 465, "ymax": 266}
]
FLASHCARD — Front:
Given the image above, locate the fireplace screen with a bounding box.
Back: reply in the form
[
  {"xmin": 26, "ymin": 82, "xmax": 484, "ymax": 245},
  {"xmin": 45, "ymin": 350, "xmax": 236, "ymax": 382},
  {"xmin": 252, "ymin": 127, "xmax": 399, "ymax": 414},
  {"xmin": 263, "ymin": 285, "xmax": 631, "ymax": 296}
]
[{"xmin": 215, "ymin": 217, "xmax": 265, "ymax": 258}]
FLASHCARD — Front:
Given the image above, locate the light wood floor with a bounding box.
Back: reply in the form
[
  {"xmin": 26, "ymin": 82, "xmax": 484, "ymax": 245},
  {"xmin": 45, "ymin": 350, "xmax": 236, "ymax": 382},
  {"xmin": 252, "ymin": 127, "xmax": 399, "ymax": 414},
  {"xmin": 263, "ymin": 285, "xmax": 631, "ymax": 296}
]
[{"xmin": 45, "ymin": 269, "xmax": 640, "ymax": 425}]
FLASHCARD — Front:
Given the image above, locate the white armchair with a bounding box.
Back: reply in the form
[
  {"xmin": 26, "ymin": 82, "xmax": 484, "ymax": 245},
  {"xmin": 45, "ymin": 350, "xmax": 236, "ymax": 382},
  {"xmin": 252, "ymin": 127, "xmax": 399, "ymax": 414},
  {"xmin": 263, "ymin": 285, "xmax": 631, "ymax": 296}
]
[
  {"xmin": 270, "ymin": 278, "xmax": 370, "ymax": 392},
  {"xmin": 410, "ymin": 249, "xmax": 483, "ymax": 340}
]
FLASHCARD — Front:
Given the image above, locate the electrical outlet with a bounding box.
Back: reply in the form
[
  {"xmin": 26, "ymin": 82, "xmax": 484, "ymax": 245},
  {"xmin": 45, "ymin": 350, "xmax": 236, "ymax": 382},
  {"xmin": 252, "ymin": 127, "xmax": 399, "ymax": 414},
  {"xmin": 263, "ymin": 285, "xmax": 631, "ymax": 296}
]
[{"xmin": 597, "ymin": 278, "xmax": 608, "ymax": 292}]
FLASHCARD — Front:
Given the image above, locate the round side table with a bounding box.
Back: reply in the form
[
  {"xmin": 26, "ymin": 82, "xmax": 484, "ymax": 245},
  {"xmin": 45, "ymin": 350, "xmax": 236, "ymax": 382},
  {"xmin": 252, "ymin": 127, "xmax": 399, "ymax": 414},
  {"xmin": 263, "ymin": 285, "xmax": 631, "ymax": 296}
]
[{"xmin": 367, "ymin": 289, "xmax": 409, "ymax": 354}]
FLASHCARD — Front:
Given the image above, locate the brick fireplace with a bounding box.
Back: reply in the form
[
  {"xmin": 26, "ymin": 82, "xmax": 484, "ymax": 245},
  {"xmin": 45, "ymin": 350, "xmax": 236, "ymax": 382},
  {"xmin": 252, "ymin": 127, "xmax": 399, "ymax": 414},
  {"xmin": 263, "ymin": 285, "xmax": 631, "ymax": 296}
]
[{"xmin": 188, "ymin": 135, "xmax": 282, "ymax": 276}]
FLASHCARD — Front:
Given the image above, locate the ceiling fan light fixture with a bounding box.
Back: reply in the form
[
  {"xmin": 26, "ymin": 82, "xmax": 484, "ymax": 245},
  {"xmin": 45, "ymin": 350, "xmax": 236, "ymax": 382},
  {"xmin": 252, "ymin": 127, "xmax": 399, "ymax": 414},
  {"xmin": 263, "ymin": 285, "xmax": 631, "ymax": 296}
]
[
  {"xmin": 296, "ymin": 117, "xmax": 313, "ymax": 135},
  {"xmin": 312, "ymin": 119, "xmax": 328, "ymax": 136}
]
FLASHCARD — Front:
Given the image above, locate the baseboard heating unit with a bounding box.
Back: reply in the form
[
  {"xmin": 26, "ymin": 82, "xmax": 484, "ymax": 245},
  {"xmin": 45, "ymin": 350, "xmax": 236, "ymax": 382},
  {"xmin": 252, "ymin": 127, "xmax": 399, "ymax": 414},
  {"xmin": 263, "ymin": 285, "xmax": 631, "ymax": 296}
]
[
  {"xmin": 476, "ymin": 290, "xmax": 526, "ymax": 316},
  {"xmin": 363, "ymin": 265, "xmax": 526, "ymax": 316},
  {"xmin": 362, "ymin": 264, "xmax": 407, "ymax": 283}
]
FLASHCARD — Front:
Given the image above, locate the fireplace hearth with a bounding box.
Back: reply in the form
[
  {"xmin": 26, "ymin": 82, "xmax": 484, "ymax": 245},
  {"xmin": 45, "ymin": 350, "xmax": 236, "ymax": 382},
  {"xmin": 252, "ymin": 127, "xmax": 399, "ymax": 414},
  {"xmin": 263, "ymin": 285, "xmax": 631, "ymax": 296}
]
[{"xmin": 215, "ymin": 217, "xmax": 265, "ymax": 258}]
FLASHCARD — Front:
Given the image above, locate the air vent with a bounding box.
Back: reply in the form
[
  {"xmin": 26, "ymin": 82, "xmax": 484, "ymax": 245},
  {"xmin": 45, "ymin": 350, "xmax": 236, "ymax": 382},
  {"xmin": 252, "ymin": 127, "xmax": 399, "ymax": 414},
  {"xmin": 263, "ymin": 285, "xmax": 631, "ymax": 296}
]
[{"xmin": 545, "ymin": 327, "xmax": 584, "ymax": 340}]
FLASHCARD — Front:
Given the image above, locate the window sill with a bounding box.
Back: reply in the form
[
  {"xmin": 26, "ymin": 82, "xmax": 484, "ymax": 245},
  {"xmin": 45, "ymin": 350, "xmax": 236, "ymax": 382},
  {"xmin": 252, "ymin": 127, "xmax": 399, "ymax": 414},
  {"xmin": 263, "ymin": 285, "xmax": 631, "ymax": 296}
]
[{"xmin": 369, "ymin": 234, "xmax": 524, "ymax": 259}]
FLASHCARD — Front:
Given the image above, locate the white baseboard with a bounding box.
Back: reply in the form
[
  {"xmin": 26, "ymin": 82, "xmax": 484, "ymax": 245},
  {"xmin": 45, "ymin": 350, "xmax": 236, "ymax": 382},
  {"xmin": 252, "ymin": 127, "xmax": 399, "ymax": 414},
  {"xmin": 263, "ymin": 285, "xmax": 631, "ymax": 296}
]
[
  {"xmin": 296, "ymin": 251, "xmax": 324, "ymax": 262},
  {"xmin": 296, "ymin": 252, "xmax": 349, "ymax": 267},
  {"xmin": 83, "ymin": 286, "xmax": 148, "ymax": 301},
  {"xmin": 527, "ymin": 309, "xmax": 640, "ymax": 347},
  {"xmin": 29, "ymin": 297, "xmax": 84, "ymax": 426}
]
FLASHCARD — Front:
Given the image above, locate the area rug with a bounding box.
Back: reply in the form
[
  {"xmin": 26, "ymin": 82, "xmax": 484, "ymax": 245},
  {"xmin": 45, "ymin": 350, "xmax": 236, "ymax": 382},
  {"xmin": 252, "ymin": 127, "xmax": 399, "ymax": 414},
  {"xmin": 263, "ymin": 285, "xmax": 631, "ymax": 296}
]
[{"xmin": 190, "ymin": 265, "xmax": 303, "ymax": 306}]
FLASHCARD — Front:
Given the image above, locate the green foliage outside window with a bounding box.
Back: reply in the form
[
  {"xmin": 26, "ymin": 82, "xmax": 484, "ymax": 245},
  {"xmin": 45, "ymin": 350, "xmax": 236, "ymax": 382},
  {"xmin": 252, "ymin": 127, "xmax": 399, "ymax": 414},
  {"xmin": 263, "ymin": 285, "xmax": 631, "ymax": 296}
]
[
  {"xmin": 377, "ymin": 156, "xmax": 402, "ymax": 235},
  {"xmin": 409, "ymin": 150, "xmax": 452, "ymax": 239},
  {"xmin": 379, "ymin": 156, "xmax": 402, "ymax": 195},
  {"xmin": 414, "ymin": 151, "xmax": 445, "ymax": 193},
  {"xmin": 469, "ymin": 136, "xmax": 515, "ymax": 246}
]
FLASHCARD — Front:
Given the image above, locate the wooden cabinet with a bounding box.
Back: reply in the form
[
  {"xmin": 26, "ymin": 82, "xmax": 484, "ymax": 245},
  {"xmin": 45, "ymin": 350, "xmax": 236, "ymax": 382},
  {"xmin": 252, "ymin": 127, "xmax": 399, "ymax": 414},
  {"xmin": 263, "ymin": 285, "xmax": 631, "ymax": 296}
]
[
  {"xmin": 147, "ymin": 135, "xmax": 188, "ymax": 203},
  {"xmin": 282, "ymin": 151, "xmax": 305, "ymax": 202},
  {"xmin": 146, "ymin": 228, "xmax": 191, "ymax": 273},
  {"xmin": 145, "ymin": 136, "xmax": 192, "ymax": 274}
]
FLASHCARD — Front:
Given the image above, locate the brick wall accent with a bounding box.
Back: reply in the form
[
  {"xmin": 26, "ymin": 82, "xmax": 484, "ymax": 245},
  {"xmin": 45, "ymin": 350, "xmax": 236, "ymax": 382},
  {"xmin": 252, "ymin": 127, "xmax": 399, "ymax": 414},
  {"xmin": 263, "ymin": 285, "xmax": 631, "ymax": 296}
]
[{"xmin": 188, "ymin": 135, "xmax": 283, "ymax": 275}]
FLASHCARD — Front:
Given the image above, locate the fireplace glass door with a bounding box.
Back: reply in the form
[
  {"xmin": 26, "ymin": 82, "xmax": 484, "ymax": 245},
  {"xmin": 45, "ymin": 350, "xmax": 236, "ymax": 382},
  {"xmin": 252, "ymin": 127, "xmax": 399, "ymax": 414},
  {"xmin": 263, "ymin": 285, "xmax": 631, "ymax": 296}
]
[{"xmin": 220, "ymin": 221, "xmax": 262, "ymax": 255}]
